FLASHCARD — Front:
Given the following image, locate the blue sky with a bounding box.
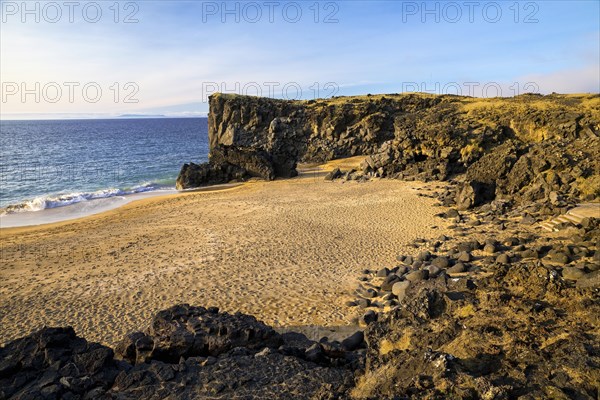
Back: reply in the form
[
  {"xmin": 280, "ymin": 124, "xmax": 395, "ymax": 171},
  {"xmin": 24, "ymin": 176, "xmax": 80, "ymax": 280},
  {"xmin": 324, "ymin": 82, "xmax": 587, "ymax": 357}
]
[{"xmin": 1, "ymin": 0, "xmax": 598, "ymax": 118}]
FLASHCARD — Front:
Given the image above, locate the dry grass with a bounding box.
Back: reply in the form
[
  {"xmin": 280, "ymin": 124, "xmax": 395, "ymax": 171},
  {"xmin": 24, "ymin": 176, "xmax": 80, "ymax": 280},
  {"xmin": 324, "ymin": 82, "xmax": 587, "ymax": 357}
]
[
  {"xmin": 351, "ymin": 364, "xmax": 398, "ymax": 399},
  {"xmin": 576, "ymin": 175, "xmax": 600, "ymax": 198}
]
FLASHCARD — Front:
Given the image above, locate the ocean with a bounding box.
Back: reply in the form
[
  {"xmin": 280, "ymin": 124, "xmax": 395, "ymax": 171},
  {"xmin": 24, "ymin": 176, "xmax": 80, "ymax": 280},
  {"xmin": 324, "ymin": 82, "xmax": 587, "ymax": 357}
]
[{"xmin": 0, "ymin": 118, "xmax": 209, "ymax": 224}]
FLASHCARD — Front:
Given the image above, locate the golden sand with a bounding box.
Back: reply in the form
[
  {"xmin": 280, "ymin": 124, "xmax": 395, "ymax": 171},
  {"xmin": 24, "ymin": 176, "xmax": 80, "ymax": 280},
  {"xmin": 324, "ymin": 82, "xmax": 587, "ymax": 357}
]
[{"xmin": 0, "ymin": 159, "xmax": 451, "ymax": 347}]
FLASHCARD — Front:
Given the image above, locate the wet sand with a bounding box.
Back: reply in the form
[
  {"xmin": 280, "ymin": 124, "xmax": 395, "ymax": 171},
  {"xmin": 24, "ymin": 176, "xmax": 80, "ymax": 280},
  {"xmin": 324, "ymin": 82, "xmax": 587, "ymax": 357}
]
[{"xmin": 0, "ymin": 158, "xmax": 451, "ymax": 347}]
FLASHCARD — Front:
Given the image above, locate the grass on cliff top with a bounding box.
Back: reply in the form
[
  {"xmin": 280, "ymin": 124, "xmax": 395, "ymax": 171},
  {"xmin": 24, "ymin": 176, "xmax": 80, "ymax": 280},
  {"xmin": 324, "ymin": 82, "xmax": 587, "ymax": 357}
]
[
  {"xmin": 212, "ymin": 92, "xmax": 598, "ymax": 107},
  {"xmin": 211, "ymin": 93, "xmax": 600, "ymax": 135},
  {"xmin": 462, "ymin": 93, "xmax": 599, "ymax": 113}
]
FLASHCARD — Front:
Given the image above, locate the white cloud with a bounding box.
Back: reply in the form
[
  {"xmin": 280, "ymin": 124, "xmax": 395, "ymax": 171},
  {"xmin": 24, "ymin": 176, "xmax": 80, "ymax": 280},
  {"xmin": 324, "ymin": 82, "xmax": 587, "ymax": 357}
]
[{"xmin": 517, "ymin": 64, "xmax": 600, "ymax": 94}]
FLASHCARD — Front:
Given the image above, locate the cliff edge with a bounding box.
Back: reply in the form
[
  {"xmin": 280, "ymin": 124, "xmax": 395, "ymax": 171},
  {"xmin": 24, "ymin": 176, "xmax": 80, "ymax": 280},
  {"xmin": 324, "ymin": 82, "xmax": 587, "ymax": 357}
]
[{"xmin": 177, "ymin": 92, "xmax": 600, "ymax": 209}]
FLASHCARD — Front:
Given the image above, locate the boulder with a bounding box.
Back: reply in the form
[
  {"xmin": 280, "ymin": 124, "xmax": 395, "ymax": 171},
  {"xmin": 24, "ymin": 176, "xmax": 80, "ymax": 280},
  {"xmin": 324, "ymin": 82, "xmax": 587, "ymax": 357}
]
[
  {"xmin": 324, "ymin": 167, "xmax": 342, "ymax": 181},
  {"xmin": 455, "ymin": 180, "xmax": 496, "ymax": 210}
]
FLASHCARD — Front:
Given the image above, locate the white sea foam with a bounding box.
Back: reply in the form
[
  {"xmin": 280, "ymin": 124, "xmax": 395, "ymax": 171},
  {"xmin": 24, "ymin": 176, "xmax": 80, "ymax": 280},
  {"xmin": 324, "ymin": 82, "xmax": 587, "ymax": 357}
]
[{"xmin": 1, "ymin": 183, "xmax": 172, "ymax": 215}]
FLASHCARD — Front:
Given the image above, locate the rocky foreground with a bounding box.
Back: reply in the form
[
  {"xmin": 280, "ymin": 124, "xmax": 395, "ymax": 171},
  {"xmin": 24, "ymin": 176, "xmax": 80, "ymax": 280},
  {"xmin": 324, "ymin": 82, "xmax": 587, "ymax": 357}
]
[{"xmin": 0, "ymin": 304, "xmax": 364, "ymax": 399}]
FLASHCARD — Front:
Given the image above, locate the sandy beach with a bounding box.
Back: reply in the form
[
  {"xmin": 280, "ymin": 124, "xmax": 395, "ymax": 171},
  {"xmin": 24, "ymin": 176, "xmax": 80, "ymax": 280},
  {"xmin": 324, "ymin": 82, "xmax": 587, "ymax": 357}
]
[{"xmin": 0, "ymin": 159, "xmax": 450, "ymax": 347}]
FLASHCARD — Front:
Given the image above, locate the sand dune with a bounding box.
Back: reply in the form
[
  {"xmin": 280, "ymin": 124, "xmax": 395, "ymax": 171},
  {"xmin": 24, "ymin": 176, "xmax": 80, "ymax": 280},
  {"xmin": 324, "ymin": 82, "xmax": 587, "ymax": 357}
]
[{"xmin": 0, "ymin": 163, "xmax": 450, "ymax": 347}]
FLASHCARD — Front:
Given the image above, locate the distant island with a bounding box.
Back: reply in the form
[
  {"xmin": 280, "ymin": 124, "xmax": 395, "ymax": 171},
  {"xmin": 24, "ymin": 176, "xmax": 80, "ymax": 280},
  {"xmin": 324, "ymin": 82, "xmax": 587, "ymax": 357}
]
[{"xmin": 117, "ymin": 114, "xmax": 167, "ymax": 118}]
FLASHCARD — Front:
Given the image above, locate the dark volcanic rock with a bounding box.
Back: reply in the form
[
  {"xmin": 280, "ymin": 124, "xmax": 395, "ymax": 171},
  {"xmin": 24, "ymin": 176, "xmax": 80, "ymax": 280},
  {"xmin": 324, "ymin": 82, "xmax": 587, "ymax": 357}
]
[
  {"xmin": 0, "ymin": 327, "xmax": 121, "ymax": 399},
  {"xmin": 1, "ymin": 306, "xmax": 357, "ymax": 399},
  {"xmin": 455, "ymin": 180, "xmax": 496, "ymax": 210},
  {"xmin": 177, "ymin": 93, "xmax": 600, "ymax": 209},
  {"xmin": 176, "ymin": 160, "xmax": 248, "ymax": 189},
  {"xmin": 324, "ymin": 167, "xmax": 342, "ymax": 181},
  {"xmin": 115, "ymin": 304, "xmax": 282, "ymax": 364},
  {"xmin": 210, "ymin": 145, "xmax": 276, "ymax": 180}
]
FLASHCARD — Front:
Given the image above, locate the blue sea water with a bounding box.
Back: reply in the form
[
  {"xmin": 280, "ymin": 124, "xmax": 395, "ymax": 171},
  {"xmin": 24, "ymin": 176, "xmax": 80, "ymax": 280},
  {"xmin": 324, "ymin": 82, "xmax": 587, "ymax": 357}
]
[{"xmin": 0, "ymin": 118, "xmax": 209, "ymax": 213}]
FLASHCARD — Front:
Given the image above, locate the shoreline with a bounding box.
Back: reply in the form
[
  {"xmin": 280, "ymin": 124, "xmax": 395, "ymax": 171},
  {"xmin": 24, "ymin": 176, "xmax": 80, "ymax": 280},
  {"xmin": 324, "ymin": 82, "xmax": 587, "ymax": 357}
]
[
  {"xmin": 0, "ymin": 158, "xmax": 355, "ymax": 230},
  {"xmin": 0, "ymin": 161, "xmax": 452, "ymax": 347},
  {"xmin": 0, "ymin": 183, "xmax": 245, "ymax": 230}
]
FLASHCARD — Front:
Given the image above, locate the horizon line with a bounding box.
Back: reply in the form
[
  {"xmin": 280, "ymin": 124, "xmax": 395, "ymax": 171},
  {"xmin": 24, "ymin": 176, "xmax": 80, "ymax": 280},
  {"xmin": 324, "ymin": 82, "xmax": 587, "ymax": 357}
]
[{"xmin": 0, "ymin": 114, "xmax": 209, "ymax": 122}]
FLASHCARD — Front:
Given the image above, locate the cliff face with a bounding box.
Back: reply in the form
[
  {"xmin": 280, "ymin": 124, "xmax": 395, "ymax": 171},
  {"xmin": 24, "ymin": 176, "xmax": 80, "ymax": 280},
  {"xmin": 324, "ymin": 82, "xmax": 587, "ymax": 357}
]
[{"xmin": 177, "ymin": 92, "xmax": 600, "ymax": 207}]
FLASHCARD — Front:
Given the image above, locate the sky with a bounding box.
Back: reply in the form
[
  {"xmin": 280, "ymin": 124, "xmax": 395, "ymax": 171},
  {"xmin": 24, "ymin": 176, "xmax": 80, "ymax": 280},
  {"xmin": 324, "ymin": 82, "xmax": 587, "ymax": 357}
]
[{"xmin": 0, "ymin": 0, "xmax": 599, "ymax": 119}]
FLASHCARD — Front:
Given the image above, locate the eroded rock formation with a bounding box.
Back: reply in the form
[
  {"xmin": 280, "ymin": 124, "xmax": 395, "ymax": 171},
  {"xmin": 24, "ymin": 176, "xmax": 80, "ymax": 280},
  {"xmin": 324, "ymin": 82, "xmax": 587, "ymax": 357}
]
[{"xmin": 177, "ymin": 93, "xmax": 600, "ymax": 209}]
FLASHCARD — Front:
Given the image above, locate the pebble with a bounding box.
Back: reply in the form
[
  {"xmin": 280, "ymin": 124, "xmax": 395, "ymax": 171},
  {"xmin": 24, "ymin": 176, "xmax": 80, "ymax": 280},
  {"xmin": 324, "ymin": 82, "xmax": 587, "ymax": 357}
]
[
  {"xmin": 521, "ymin": 215, "xmax": 536, "ymax": 225},
  {"xmin": 405, "ymin": 269, "xmax": 429, "ymax": 282},
  {"xmin": 561, "ymin": 266, "xmax": 586, "ymax": 280},
  {"xmin": 391, "ymin": 281, "xmax": 411, "ymax": 302},
  {"xmin": 447, "ymin": 263, "xmax": 466, "ymax": 274},
  {"xmin": 431, "ymin": 256, "xmax": 450, "ymax": 269},
  {"xmin": 345, "ymin": 300, "xmax": 357, "ymax": 307},
  {"xmin": 426, "ymin": 265, "xmax": 442, "ymax": 277},
  {"xmin": 255, "ymin": 347, "xmax": 275, "ymax": 358},
  {"xmin": 392, "ymin": 280, "xmax": 410, "ymax": 295},
  {"xmin": 549, "ymin": 252, "xmax": 570, "ymax": 265},
  {"xmin": 356, "ymin": 298, "xmax": 371, "ymax": 308},
  {"xmin": 361, "ymin": 310, "xmax": 378, "ymax": 325},
  {"xmin": 341, "ymin": 331, "xmax": 364, "ymax": 351},
  {"xmin": 445, "ymin": 209, "xmax": 459, "ymax": 218},
  {"xmin": 496, "ymin": 254, "xmax": 510, "ymax": 264},
  {"xmin": 324, "ymin": 168, "xmax": 342, "ymax": 181},
  {"xmin": 417, "ymin": 251, "xmax": 431, "ymax": 262},
  {"xmin": 376, "ymin": 267, "xmax": 390, "ymax": 277},
  {"xmin": 458, "ymin": 241, "xmax": 480, "ymax": 252},
  {"xmin": 520, "ymin": 249, "xmax": 539, "ymax": 259},
  {"xmin": 457, "ymin": 251, "xmax": 471, "ymax": 262},
  {"xmin": 483, "ymin": 243, "xmax": 496, "ymax": 254}
]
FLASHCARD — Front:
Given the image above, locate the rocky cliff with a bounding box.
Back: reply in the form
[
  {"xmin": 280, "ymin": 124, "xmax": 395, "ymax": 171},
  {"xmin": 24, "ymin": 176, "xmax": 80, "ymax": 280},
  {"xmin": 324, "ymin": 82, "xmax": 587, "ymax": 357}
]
[{"xmin": 177, "ymin": 92, "xmax": 600, "ymax": 209}]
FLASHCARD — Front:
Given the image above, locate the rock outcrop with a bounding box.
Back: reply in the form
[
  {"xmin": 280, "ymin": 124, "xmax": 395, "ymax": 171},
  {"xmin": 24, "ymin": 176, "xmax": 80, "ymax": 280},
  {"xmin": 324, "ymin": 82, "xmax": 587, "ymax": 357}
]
[
  {"xmin": 0, "ymin": 305, "xmax": 362, "ymax": 399},
  {"xmin": 177, "ymin": 92, "xmax": 600, "ymax": 210}
]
